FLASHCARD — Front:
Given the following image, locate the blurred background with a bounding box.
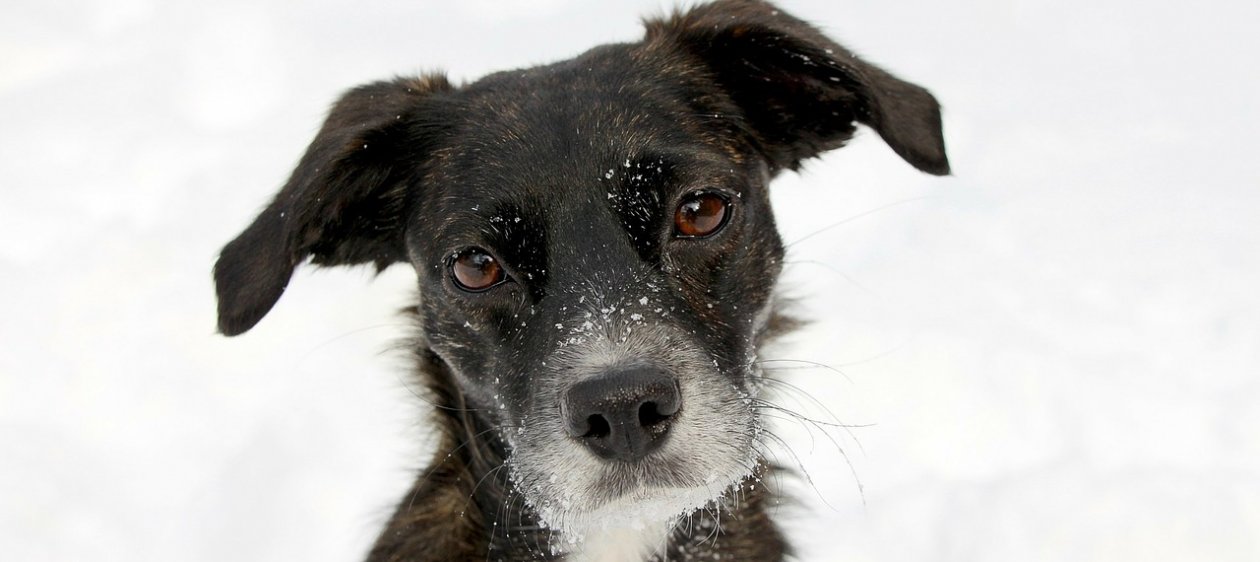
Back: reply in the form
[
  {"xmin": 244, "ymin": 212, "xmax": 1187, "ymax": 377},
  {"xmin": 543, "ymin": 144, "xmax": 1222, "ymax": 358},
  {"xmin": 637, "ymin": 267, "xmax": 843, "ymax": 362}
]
[{"xmin": 2, "ymin": 0, "xmax": 1258, "ymax": 560}]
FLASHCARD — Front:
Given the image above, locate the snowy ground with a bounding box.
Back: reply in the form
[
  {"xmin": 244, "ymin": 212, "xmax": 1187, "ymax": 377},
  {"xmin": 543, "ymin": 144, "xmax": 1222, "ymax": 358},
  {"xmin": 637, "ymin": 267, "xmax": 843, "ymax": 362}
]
[{"xmin": 2, "ymin": 1, "xmax": 1258, "ymax": 560}]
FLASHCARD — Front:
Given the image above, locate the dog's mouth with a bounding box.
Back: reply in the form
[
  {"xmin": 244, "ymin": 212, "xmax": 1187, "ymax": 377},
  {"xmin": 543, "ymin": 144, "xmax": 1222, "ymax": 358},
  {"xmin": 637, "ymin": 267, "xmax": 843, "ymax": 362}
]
[
  {"xmin": 586, "ymin": 450, "xmax": 722, "ymax": 500},
  {"xmin": 506, "ymin": 373, "xmax": 761, "ymax": 539}
]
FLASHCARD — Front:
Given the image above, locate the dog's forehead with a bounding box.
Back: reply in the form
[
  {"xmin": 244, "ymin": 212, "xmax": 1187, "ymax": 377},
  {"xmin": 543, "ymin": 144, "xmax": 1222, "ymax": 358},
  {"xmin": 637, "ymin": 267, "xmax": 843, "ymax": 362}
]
[
  {"xmin": 434, "ymin": 43, "xmax": 746, "ymax": 172},
  {"xmin": 418, "ymin": 52, "xmax": 745, "ymax": 258},
  {"xmin": 453, "ymin": 65, "xmax": 677, "ymax": 164}
]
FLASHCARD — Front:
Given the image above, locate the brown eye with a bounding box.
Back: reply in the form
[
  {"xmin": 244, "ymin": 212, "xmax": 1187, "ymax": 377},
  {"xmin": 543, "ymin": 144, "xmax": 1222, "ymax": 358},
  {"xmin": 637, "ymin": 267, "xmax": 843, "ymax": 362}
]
[
  {"xmin": 451, "ymin": 249, "xmax": 505, "ymax": 292},
  {"xmin": 674, "ymin": 191, "xmax": 730, "ymax": 238}
]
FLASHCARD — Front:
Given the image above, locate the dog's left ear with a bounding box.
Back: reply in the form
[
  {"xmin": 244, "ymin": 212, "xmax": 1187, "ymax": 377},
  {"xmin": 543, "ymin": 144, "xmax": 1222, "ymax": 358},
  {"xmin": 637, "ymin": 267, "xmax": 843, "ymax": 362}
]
[
  {"xmin": 214, "ymin": 75, "xmax": 453, "ymax": 336},
  {"xmin": 646, "ymin": 0, "xmax": 950, "ymax": 174}
]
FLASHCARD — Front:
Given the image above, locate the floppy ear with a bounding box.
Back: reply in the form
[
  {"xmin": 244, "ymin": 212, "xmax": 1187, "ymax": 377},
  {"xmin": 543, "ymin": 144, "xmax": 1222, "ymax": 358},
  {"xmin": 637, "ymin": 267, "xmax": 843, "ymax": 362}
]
[
  {"xmin": 214, "ymin": 74, "xmax": 453, "ymax": 336},
  {"xmin": 645, "ymin": 0, "xmax": 949, "ymax": 174}
]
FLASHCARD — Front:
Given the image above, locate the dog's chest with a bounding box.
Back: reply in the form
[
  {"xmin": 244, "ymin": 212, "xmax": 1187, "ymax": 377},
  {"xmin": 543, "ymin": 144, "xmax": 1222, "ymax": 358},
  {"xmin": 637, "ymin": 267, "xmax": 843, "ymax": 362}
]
[{"xmin": 566, "ymin": 525, "xmax": 666, "ymax": 562}]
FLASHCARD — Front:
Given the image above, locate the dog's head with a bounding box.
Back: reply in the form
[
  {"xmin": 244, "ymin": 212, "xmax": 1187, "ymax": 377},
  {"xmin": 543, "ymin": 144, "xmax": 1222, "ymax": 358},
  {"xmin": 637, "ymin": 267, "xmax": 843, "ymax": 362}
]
[{"xmin": 214, "ymin": 0, "xmax": 946, "ymax": 539}]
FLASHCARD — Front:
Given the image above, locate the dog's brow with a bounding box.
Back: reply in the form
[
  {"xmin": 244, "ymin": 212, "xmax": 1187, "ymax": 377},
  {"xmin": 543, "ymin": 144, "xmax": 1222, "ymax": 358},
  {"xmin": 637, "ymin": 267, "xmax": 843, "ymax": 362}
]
[
  {"xmin": 486, "ymin": 199, "xmax": 549, "ymax": 295},
  {"xmin": 602, "ymin": 154, "xmax": 676, "ymax": 264}
]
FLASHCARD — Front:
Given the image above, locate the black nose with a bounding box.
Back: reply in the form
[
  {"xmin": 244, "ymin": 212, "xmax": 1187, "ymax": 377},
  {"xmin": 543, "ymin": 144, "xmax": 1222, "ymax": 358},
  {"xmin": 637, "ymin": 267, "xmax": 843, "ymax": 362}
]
[{"xmin": 561, "ymin": 367, "xmax": 681, "ymax": 462}]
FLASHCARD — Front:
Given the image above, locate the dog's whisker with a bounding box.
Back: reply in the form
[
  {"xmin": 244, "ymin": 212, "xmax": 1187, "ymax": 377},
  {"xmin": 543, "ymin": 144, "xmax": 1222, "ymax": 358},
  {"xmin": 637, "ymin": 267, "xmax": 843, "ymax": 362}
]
[
  {"xmin": 710, "ymin": 498, "xmax": 724, "ymax": 546},
  {"xmin": 759, "ymin": 374, "xmax": 851, "ymax": 425},
  {"xmin": 487, "ymin": 486, "xmax": 510, "ymax": 560},
  {"xmin": 760, "ymin": 364, "xmax": 842, "ymax": 371},
  {"xmin": 757, "ymin": 358, "xmax": 855, "ymax": 384},
  {"xmin": 756, "ymin": 429, "xmax": 806, "ymax": 480},
  {"xmin": 765, "ymin": 341, "xmax": 911, "ymax": 369},
  {"xmin": 389, "ymin": 369, "xmax": 481, "ymax": 414},
  {"xmin": 461, "ymin": 460, "xmax": 509, "ymax": 519},
  {"xmin": 760, "ymin": 411, "xmax": 823, "ymax": 454},
  {"xmin": 764, "ymin": 417, "xmax": 866, "ymax": 511},
  {"xmin": 404, "ymin": 426, "xmax": 498, "ymax": 514},
  {"xmin": 754, "ymin": 395, "xmax": 871, "ymax": 462},
  {"xmin": 525, "ymin": 492, "xmax": 550, "ymax": 558},
  {"xmin": 758, "ymin": 382, "xmax": 872, "ymax": 459},
  {"xmin": 761, "ymin": 428, "xmax": 846, "ymax": 514},
  {"xmin": 751, "ymin": 400, "xmax": 874, "ymax": 429},
  {"xmin": 785, "ymin": 196, "xmax": 934, "ymax": 248},
  {"xmin": 781, "ymin": 259, "xmax": 878, "ymax": 296},
  {"xmin": 754, "ymin": 378, "xmax": 829, "ymax": 429},
  {"xmin": 781, "ymin": 408, "xmax": 869, "ymax": 508},
  {"xmin": 751, "ymin": 444, "xmax": 789, "ymax": 519},
  {"xmin": 829, "ymin": 342, "xmax": 913, "ymax": 368},
  {"xmin": 488, "ymin": 482, "xmax": 515, "ymax": 560},
  {"xmin": 294, "ymin": 323, "xmax": 414, "ymax": 363}
]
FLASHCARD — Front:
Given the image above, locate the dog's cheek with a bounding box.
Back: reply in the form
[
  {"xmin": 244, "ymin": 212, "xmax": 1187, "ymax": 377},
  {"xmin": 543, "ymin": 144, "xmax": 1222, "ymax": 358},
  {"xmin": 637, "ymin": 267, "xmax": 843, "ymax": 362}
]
[
  {"xmin": 419, "ymin": 302, "xmax": 552, "ymax": 436},
  {"xmin": 728, "ymin": 187, "xmax": 784, "ymax": 314},
  {"xmin": 687, "ymin": 220, "xmax": 783, "ymax": 344},
  {"xmin": 691, "ymin": 235, "xmax": 782, "ymax": 390},
  {"xmin": 417, "ymin": 305, "xmax": 505, "ymax": 407}
]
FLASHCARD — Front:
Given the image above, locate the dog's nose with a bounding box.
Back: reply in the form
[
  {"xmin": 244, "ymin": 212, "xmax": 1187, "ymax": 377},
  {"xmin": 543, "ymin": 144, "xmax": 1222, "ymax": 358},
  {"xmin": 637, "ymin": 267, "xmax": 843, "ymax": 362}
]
[{"xmin": 561, "ymin": 367, "xmax": 681, "ymax": 462}]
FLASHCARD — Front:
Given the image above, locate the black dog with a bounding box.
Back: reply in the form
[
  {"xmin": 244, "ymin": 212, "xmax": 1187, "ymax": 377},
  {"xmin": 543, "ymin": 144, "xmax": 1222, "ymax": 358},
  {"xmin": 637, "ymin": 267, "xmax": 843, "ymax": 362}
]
[{"xmin": 214, "ymin": 1, "xmax": 947, "ymax": 559}]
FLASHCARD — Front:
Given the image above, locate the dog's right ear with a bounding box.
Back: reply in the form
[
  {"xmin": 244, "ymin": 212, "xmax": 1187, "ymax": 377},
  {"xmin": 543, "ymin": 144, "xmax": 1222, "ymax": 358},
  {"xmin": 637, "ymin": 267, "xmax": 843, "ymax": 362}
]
[{"xmin": 214, "ymin": 75, "xmax": 453, "ymax": 336}]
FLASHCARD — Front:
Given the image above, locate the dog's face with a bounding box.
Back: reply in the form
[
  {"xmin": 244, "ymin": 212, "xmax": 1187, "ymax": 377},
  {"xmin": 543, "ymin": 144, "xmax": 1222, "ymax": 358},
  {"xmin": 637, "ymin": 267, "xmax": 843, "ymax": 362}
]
[
  {"xmin": 405, "ymin": 53, "xmax": 789, "ymax": 533},
  {"xmin": 214, "ymin": 0, "xmax": 947, "ymax": 540}
]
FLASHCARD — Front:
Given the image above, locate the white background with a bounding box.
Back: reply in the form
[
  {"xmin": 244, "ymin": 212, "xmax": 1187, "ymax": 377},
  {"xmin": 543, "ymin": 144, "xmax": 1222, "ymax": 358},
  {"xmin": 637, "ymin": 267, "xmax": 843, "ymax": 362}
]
[{"xmin": 2, "ymin": 1, "xmax": 1258, "ymax": 560}]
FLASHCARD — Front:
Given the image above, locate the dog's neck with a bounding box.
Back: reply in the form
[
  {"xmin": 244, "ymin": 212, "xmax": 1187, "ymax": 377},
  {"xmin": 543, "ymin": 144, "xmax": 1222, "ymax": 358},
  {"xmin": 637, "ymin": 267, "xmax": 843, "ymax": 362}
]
[{"xmin": 364, "ymin": 349, "xmax": 788, "ymax": 561}]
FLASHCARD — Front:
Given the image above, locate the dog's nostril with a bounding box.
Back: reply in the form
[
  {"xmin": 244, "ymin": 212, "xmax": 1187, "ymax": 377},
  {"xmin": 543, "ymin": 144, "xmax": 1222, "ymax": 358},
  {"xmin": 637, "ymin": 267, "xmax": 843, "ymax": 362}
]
[
  {"xmin": 638, "ymin": 401, "xmax": 671, "ymax": 428},
  {"xmin": 584, "ymin": 414, "xmax": 611, "ymax": 438}
]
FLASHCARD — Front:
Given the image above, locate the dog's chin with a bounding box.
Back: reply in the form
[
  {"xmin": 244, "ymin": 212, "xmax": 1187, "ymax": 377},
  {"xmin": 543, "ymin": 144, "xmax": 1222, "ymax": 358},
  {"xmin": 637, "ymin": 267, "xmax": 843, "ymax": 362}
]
[
  {"xmin": 511, "ymin": 428, "xmax": 759, "ymax": 547},
  {"xmin": 567, "ymin": 485, "xmax": 729, "ymax": 554},
  {"xmin": 526, "ymin": 466, "xmax": 753, "ymax": 549}
]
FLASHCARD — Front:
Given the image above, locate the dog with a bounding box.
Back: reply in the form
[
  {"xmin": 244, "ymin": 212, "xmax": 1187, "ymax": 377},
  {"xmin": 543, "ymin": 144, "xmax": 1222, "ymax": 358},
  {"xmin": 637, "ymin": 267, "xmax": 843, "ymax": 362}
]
[{"xmin": 213, "ymin": 1, "xmax": 948, "ymax": 559}]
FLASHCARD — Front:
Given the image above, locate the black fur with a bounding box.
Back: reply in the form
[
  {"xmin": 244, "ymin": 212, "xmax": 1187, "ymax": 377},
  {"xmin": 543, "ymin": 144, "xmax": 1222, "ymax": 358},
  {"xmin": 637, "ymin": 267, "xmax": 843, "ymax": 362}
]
[{"xmin": 214, "ymin": 1, "xmax": 947, "ymax": 560}]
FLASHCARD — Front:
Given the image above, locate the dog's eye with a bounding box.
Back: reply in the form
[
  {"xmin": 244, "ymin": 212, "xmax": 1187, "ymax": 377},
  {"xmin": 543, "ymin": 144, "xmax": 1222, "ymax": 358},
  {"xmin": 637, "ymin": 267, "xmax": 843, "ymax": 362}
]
[
  {"xmin": 451, "ymin": 249, "xmax": 505, "ymax": 292},
  {"xmin": 674, "ymin": 191, "xmax": 730, "ymax": 238}
]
